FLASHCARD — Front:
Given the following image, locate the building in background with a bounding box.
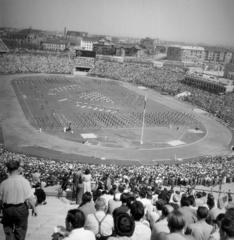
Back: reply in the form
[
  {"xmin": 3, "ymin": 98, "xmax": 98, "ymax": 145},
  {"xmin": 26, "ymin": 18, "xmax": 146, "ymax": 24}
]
[
  {"xmin": 204, "ymin": 47, "xmax": 233, "ymax": 64},
  {"xmin": 3, "ymin": 28, "xmax": 45, "ymax": 49},
  {"xmin": 66, "ymin": 30, "xmax": 88, "ymax": 47},
  {"xmin": 182, "ymin": 73, "xmax": 234, "ymax": 93},
  {"xmin": 167, "ymin": 45, "xmax": 205, "ymax": 64},
  {"xmin": 115, "ymin": 43, "xmax": 143, "ymax": 57},
  {"xmin": 41, "ymin": 39, "xmax": 68, "ymax": 51},
  {"xmin": 93, "ymin": 40, "xmax": 116, "ymax": 55},
  {"xmin": 80, "ymin": 37, "xmax": 101, "ymax": 51}
]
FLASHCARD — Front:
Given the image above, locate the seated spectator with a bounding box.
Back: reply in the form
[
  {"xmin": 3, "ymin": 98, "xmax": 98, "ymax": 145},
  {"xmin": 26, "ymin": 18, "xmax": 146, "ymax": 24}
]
[
  {"xmin": 78, "ymin": 192, "xmax": 95, "ymax": 219},
  {"xmin": 179, "ymin": 196, "xmax": 197, "ymax": 227},
  {"xmin": 108, "ymin": 212, "xmax": 135, "ymax": 240},
  {"xmin": 130, "ymin": 200, "xmax": 151, "ymax": 240},
  {"xmin": 208, "ymin": 213, "xmax": 225, "ymax": 240},
  {"xmin": 207, "ymin": 195, "xmax": 225, "ymax": 225},
  {"xmin": 113, "ymin": 192, "xmax": 131, "ymax": 216},
  {"xmin": 187, "ymin": 206, "xmax": 213, "ymax": 240},
  {"xmin": 188, "ymin": 195, "xmax": 197, "ymax": 213},
  {"xmin": 167, "ymin": 210, "xmax": 195, "ymax": 240},
  {"xmin": 150, "ymin": 204, "xmax": 174, "ymax": 240},
  {"xmin": 63, "ymin": 209, "xmax": 95, "ymax": 240},
  {"xmin": 85, "ymin": 197, "xmax": 113, "ymax": 239},
  {"xmin": 108, "ymin": 190, "xmax": 122, "ymax": 215},
  {"xmin": 220, "ymin": 210, "xmax": 234, "ymax": 240},
  {"xmin": 101, "ymin": 190, "xmax": 114, "ymax": 207}
]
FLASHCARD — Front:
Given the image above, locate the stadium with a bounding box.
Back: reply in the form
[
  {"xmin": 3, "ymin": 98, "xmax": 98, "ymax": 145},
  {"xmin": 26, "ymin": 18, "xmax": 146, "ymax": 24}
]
[
  {"xmin": 0, "ymin": 71, "xmax": 232, "ymax": 165},
  {"xmin": 1, "ymin": 39, "xmax": 234, "ymax": 240}
]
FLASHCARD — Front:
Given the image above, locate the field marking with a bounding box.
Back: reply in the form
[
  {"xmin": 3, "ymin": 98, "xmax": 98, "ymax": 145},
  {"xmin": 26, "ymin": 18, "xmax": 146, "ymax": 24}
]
[
  {"xmin": 58, "ymin": 98, "xmax": 67, "ymax": 102},
  {"xmin": 168, "ymin": 140, "xmax": 185, "ymax": 146}
]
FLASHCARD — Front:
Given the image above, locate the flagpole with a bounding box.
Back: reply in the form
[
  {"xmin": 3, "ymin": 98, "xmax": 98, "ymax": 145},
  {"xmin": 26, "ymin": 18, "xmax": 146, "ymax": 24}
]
[{"xmin": 140, "ymin": 95, "xmax": 147, "ymax": 144}]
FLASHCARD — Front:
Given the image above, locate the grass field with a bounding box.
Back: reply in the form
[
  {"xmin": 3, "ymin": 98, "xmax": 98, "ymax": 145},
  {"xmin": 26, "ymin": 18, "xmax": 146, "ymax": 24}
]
[{"xmin": 11, "ymin": 75, "xmax": 205, "ymax": 148}]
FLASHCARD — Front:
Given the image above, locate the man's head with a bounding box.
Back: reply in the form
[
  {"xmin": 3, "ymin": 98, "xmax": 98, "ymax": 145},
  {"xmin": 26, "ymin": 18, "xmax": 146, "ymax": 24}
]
[
  {"xmin": 130, "ymin": 200, "xmax": 144, "ymax": 221},
  {"xmin": 95, "ymin": 197, "xmax": 107, "ymax": 212},
  {"xmin": 66, "ymin": 209, "xmax": 85, "ymax": 230},
  {"xmin": 162, "ymin": 204, "xmax": 174, "ymax": 218},
  {"xmin": 114, "ymin": 212, "xmax": 135, "ymax": 237},
  {"xmin": 220, "ymin": 213, "xmax": 234, "ymax": 240},
  {"xmin": 197, "ymin": 206, "xmax": 209, "ymax": 220},
  {"xmin": 168, "ymin": 210, "xmax": 186, "ymax": 233},
  {"xmin": 6, "ymin": 160, "xmax": 20, "ymax": 173},
  {"xmin": 207, "ymin": 196, "xmax": 215, "ymax": 209},
  {"xmin": 180, "ymin": 196, "xmax": 190, "ymax": 207},
  {"xmin": 120, "ymin": 192, "xmax": 130, "ymax": 205},
  {"xmin": 81, "ymin": 192, "xmax": 92, "ymax": 204},
  {"xmin": 139, "ymin": 188, "xmax": 147, "ymax": 199},
  {"xmin": 187, "ymin": 195, "xmax": 196, "ymax": 207}
]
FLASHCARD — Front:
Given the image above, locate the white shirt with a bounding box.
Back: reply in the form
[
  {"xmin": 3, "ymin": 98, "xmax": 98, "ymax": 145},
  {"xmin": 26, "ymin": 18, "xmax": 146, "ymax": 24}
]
[
  {"xmin": 132, "ymin": 221, "xmax": 151, "ymax": 240},
  {"xmin": 0, "ymin": 174, "xmax": 33, "ymax": 204},
  {"xmin": 63, "ymin": 228, "xmax": 95, "ymax": 240},
  {"xmin": 85, "ymin": 211, "xmax": 114, "ymax": 236}
]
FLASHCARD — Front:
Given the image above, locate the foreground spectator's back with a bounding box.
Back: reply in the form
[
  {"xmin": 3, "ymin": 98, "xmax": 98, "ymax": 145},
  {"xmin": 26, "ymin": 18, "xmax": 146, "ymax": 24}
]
[
  {"xmin": 130, "ymin": 201, "xmax": 151, "ymax": 240},
  {"xmin": 187, "ymin": 206, "xmax": 213, "ymax": 240},
  {"xmin": 85, "ymin": 198, "xmax": 114, "ymax": 238}
]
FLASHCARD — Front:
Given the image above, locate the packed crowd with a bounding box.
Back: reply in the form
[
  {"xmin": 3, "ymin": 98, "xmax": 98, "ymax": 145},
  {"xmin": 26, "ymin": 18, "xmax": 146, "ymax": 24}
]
[
  {"xmin": 1, "ymin": 146, "xmax": 234, "ymax": 190},
  {"xmin": 89, "ymin": 60, "xmax": 234, "ymax": 127},
  {"xmin": 51, "ymin": 174, "xmax": 234, "ymax": 240},
  {"xmin": 0, "ymin": 53, "xmax": 94, "ymax": 74},
  {"xmin": 1, "ymin": 154, "xmax": 234, "ymax": 240}
]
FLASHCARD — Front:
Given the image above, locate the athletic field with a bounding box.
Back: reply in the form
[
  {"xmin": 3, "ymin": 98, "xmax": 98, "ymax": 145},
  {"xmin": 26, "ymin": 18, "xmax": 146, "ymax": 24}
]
[{"xmin": 0, "ymin": 74, "xmax": 232, "ymax": 164}]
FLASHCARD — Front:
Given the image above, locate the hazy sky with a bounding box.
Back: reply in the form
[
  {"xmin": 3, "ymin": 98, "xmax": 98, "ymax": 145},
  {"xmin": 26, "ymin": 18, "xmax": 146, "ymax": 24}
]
[{"xmin": 1, "ymin": 0, "xmax": 234, "ymax": 46}]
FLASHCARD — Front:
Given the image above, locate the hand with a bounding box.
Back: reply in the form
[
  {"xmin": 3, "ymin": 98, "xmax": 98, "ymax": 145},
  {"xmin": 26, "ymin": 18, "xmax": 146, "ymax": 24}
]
[{"xmin": 32, "ymin": 208, "xmax": 38, "ymax": 216}]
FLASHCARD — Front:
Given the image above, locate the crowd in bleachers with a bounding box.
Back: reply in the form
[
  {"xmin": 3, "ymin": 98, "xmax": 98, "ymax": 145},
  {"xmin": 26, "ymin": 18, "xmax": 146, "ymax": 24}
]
[
  {"xmin": 0, "ymin": 53, "xmax": 94, "ymax": 74},
  {"xmin": 0, "ymin": 146, "xmax": 234, "ymax": 240},
  {"xmin": 1, "ymin": 146, "xmax": 234, "ymax": 190},
  {"xmin": 89, "ymin": 60, "xmax": 234, "ymax": 128},
  {"xmin": 54, "ymin": 181, "xmax": 234, "ymax": 240}
]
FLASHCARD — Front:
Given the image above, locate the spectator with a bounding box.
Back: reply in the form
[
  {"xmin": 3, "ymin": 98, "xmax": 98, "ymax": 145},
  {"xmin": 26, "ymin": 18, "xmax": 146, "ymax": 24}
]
[
  {"xmin": 113, "ymin": 192, "xmax": 131, "ymax": 216},
  {"xmin": 63, "ymin": 209, "xmax": 95, "ymax": 240},
  {"xmin": 83, "ymin": 169, "xmax": 92, "ymax": 193},
  {"xmin": 179, "ymin": 195, "xmax": 197, "ymax": 227},
  {"xmin": 208, "ymin": 213, "xmax": 225, "ymax": 240},
  {"xmin": 108, "ymin": 212, "xmax": 135, "ymax": 240},
  {"xmin": 0, "ymin": 160, "xmax": 37, "ymax": 240},
  {"xmin": 78, "ymin": 192, "xmax": 96, "ymax": 219},
  {"xmin": 207, "ymin": 195, "xmax": 225, "ymax": 225},
  {"xmin": 220, "ymin": 211, "xmax": 234, "ymax": 240},
  {"xmin": 130, "ymin": 200, "xmax": 151, "ymax": 240},
  {"xmin": 73, "ymin": 168, "xmax": 83, "ymax": 205},
  {"xmin": 108, "ymin": 188, "xmax": 122, "ymax": 215},
  {"xmin": 85, "ymin": 197, "xmax": 114, "ymax": 238},
  {"xmin": 167, "ymin": 210, "xmax": 194, "ymax": 240},
  {"xmin": 187, "ymin": 206, "xmax": 213, "ymax": 240},
  {"xmin": 150, "ymin": 204, "xmax": 174, "ymax": 239}
]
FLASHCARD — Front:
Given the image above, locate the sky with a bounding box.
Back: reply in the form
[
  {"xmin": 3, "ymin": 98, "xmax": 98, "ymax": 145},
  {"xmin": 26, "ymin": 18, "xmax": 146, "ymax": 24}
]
[{"xmin": 0, "ymin": 0, "xmax": 234, "ymax": 46}]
